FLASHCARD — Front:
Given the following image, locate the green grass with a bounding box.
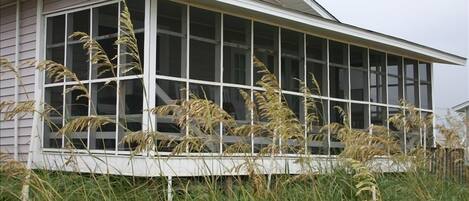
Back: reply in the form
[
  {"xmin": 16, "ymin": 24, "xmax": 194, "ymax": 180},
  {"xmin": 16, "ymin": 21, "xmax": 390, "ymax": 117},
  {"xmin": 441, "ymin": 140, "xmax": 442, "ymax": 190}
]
[{"xmin": 1, "ymin": 168, "xmax": 468, "ymax": 201}]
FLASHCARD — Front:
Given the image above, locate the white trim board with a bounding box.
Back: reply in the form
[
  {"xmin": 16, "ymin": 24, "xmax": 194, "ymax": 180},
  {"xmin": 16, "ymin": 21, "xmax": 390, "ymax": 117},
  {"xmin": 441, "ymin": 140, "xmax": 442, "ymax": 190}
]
[{"xmin": 33, "ymin": 153, "xmax": 408, "ymax": 177}]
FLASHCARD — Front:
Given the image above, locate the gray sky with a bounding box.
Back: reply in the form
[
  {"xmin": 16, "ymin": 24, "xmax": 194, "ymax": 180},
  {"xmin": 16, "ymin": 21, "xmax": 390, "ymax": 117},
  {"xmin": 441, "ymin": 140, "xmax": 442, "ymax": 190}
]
[{"xmin": 315, "ymin": 0, "xmax": 468, "ymax": 118}]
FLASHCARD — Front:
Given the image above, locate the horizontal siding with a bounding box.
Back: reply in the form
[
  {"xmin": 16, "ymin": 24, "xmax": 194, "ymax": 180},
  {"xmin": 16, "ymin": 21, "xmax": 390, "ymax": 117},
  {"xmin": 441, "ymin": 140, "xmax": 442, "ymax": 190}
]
[
  {"xmin": 44, "ymin": 0, "xmax": 97, "ymax": 13},
  {"xmin": 0, "ymin": 0, "xmax": 37, "ymax": 162}
]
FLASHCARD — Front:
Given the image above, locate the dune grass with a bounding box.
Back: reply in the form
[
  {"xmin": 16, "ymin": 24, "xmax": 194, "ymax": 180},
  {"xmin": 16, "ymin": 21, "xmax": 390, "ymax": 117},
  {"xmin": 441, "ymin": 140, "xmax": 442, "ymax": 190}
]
[
  {"xmin": 1, "ymin": 167, "xmax": 468, "ymax": 201},
  {"xmin": 1, "ymin": 1, "xmax": 469, "ymax": 200}
]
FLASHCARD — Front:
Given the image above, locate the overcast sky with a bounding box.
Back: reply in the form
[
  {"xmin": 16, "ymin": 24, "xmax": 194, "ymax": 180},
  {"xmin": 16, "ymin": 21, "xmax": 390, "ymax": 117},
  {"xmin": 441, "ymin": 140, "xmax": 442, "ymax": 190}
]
[{"xmin": 315, "ymin": 0, "xmax": 468, "ymax": 119}]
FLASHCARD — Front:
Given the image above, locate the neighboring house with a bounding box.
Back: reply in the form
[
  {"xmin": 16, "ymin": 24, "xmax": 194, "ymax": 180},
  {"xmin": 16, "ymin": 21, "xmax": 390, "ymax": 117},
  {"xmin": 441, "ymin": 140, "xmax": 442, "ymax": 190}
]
[
  {"xmin": 0, "ymin": 0, "xmax": 466, "ymax": 176},
  {"xmin": 453, "ymin": 101, "xmax": 469, "ymax": 159}
]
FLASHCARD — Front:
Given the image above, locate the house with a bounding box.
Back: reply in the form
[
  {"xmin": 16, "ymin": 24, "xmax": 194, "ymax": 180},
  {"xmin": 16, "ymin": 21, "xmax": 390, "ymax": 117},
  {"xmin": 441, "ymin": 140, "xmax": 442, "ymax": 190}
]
[{"xmin": 0, "ymin": 0, "xmax": 466, "ymax": 176}]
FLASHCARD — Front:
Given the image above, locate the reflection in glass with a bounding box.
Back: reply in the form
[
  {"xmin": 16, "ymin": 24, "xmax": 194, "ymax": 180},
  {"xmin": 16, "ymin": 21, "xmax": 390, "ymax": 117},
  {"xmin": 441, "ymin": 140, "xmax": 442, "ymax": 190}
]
[
  {"xmin": 388, "ymin": 107, "xmax": 404, "ymax": 152},
  {"xmin": 156, "ymin": 0, "xmax": 186, "ymax": 78},
  {"xmin": 369, "ymin": 50, "xmax": 386, "ymax": 103},
  {"xmin": 421, "ymin": 112, "xmax": 433, "ymax": 148},
  {"xmin": 404, "ymin": 59, "xmax": 419, "ymax": 107},
  {"xmin": 67, "ymin": 43, "xmax": 89, "ymax": 81},
  {"xmin": 121, "ymin": 0, "xmax": 145, "ymax": 75},
  {"xmin": 307, "ymin": 99, "xmax": 328, "ymax": 154},
  {"xmin": 95, "ymin": 4, "xmax": 118, "ymax": 36},
  {"xmin": 94, "ymin": 38, "xmax": 118, "ymax": 78},
  {"xmin": 93, "ymin": 4, "xmax": 118, "ymax": 79},
  {"xmin": 329, "ymin": 41, "xmax": 348, "ymax": 99},
  {"xmin": 46, "ymin": 15, "xmax": 66, "ymax": 84},
  {"xmin": 119, "ymin": 79, "xmax": 143, "ymax": 151},
  {"xmin": 64, "ymin": 85, "xmax": 89, "ymax": 149},
  {"xmin": 370, "ymin": 105, "xmax": 387, "ymax": 127},
  {"xmin": 189, "ymin": 84, "xmax": 220, "ymax": 152},
  {"xmin": 330, "ymin": 101, "xmax": 347, "ymax": 155},
  {"xmin": 223, "ymin": 15, "xmax": 251, "ymax": 85},
  {"xmin": 419, "ymin": 62, "xmax": 432, "ymax": 109},
  {"xmin": 254, "ymin": 22, "xmax": 278, "ymax": 85},
  {"xmin": 284, "ymin": 94, "xmax": 304, "ymax": 123},
  {"xmin": 156, "ymin": 80, "xmax": 186, "ymax": 152},
  {"xmin": 68, "ymin": 10, "xmax": 89, "ymax": 35},
  {"xmin": 43, "ymin": 87, "xmax": 63, "ymax": 148},
  {"xmin": 387, "ymin": 55, "xmax": 403, "ymax": 105},
  {"xmin": 281, "ymin": 29, "xmax": 304, "ymax": 92},
  {"xmin": 223, "ymin": 87, "xmax": 251, "ymax": 152},
  {"xmin": 90, "ymin": 82, "xmax": 117, "ymax": 150},
  {"xmin": 351, "ymin": 103, "xmax": 368, "ymax": 129},
  {"xmin": 46, "ymin": 15, "xmax": 65, "ymax": 45},
  {"xmin": 306, "ymin": 35, "xmax": 327, "ymax": 96},
  {"xmin": 350, "ymin": 46, "xmax": 368, "ymax": 101},
  {"xmin": 189, "ymin": 7, "xmax": 221, "ymax": 82},
  {"xmin": 45, "ymin": 47, "xmax": 64, "ymax": 83},
  {"xmin": 223, "ymin": 87, "xmax": 250, "ymax": 122}
]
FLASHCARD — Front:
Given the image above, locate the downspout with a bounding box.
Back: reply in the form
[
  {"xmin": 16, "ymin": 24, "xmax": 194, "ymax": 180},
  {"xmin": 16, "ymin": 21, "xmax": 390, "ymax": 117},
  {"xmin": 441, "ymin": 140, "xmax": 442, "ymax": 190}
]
[{"xmin": 14, "ymin": 0, "xmax": 20, "ymax": 161}]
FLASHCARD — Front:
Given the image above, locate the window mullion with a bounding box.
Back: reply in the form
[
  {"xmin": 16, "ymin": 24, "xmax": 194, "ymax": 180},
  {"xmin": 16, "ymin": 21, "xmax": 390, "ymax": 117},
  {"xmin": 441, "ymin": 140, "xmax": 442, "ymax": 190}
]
[
  {"xmin": 62, "ymin": 13, "xmax": 68, "ymax": 149},
  {"xmin": 115, "ymin": 2, "xmax": 121, "ymax": 154},
  {"xmin": 87, "ymin": 9, "xmax": 93, "ymax": 150},
  {"xmin": 143, "ymin": 0, "xmax": 156, "ymax": 156},
  {"xmin": 219, "ymin": 13, "xmax": 224, "ymax": 154},
  {"xmin": 250, "ymin": 19, "xmax": 254, "ymax": 154}
]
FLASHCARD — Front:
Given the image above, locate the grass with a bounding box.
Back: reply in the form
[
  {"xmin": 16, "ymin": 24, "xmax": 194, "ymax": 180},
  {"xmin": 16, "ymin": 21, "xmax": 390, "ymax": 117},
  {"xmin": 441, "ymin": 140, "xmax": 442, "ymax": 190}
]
[
  {"xmin": 2, "ymin": 1, "xmax": 469, "ymax": 200},
  {"xmin": 1, "ymin": 168, "xmax": 468, "ymax": 201}
]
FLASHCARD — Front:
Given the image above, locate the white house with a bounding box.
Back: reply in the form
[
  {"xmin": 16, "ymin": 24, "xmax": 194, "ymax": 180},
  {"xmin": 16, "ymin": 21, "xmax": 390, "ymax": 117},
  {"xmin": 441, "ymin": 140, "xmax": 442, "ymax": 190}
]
[{"xmin": 0, "ymin": 0, "xmax": 466, "ymax": 176}]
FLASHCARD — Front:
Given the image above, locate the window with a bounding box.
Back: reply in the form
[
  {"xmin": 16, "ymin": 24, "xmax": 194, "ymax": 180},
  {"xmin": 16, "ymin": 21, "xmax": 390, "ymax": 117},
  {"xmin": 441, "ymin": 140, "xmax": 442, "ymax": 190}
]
[
  {"xmin": 64, "ymin": 85, "xmax": 89, "ymax": 149},
  {"xmin": 369, "ymin": 50, "xmax": 386, "ymax": 104},
  {"xmin": 90, "ymin": 82, "xmax": 117, "ymax": 150},
  {"xmin": 306, "ymin": 35, "xmax": 327, "ymax": 96},
  {"xmin": 419, "ymin": 62, "xmax": 432, "ymax": 109},
  {"xmin": 45, "ymin": 15, "xmax": 65, "ymax": 84},
  {"xmin": 189, "ymin": 7, "xmax": 221, "ymax": 82},
  {"xmin": 387, "ymin": 55, "xmax": 403, "ymax": 106},
  {"xmin": 370, "ymin": 105, "xmax": 387, "ymax": 127},
  {"xmin": 223, "ymin": 87, "xmax": 251, "ymax": 150},
  {"xmin": 118, "ymin": 79, "xmax": 143, "ymax": 151},
  {"xmin": 281, "ymin": 29, "xmax": 304, "ymax": 92},
  {"xmin": 351, "ymin": 103, "xmax": 368, "ymax": 129},
  {"xmin": 388, "ymin": 107, "xmax": 404, "ymax": 151},
  {"xmin": 330, "ymin": 101, "xmax": 347, "ymax": 155},
  {"xmin": 42, "ymin": 0, "xmax": 435, "ymax": 155},
  {"xmin": 155, "ymin": 79, "xmax": 186, "ymax": 152},
  {"xmin": 156, "ymin": 0, "xmax": 187, "ymax": 78},
  {"xmin": 223, "ymin": 15, "xmax": 251, "ymax": 85},
  {"xmin": 254, "ymin": 22, "xmax": 279, "ymax": 85},
  {"xmin": 284, "ymin": 94, "xmax": 304, "ymax": 123},
  {"xmin": 404, "ymin": 59, "xmax": 419, "ymax": 107},
  {"xmin": 67, "ymin": 10, "xmax": 89, "ymax": 80},
  {"xmin": 189, "ymin": 83, "xmax": 221, "ymax": 153},
  {"xmin": 307, "ymin": 99, "xmax": 328, "ymax": 155},
  {"xmin": 43, "ymin": 87, "xmax": 63, "ymax": 148},
  {"xmin": 93, "ymin": 4, "xmax": 119, "ymax": 79},
  {"xmin": 421, "ymin": 112, "xmax": 433, "ymax": 148},
  {"xmin": 43, "ymin": 1, "xmax": 145, "ymax": 150},
  {"xmin": 329, "ymin": 41, "xmax": 349, "ymax": 99},
  {"xmin": 349, "ymin": 46, "xmax": 368, "ymax": 101}
]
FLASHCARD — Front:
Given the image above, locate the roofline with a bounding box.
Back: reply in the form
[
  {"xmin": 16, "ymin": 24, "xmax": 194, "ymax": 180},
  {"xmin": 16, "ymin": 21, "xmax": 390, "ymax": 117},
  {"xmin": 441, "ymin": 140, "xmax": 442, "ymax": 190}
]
[
  {"xmin": 306, "ymin": 0, "xmax": 340, "ymax": 22},
  {"xmin": 216, "ymin": 0, "xmax": 466, "ymax": 65},
  {"xmin": 452, "ymin": 101, "xmax": 469, "ymax": 112}
]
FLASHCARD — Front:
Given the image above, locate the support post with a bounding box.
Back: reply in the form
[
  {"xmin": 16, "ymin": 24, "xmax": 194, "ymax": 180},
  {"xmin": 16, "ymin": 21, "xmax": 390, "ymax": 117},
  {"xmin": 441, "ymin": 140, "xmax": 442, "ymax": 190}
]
[{"xmin": 167, "ymin": 176, "xmax": 173, "ymax": 201}]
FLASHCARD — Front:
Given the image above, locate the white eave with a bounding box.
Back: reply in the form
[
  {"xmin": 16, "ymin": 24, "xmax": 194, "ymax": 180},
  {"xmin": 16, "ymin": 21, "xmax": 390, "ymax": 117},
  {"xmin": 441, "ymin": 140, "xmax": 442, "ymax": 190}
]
[
  {"xmin": 210, "ymin": 0, "xmax": 466, "ymax": 65},
  {"xmin": 258, "ymin": 0, "xmax": 338, "ymax": 22},
  {"xmin": 453, "ymin": 101, "xmax": 469, "ymax": 113}
]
